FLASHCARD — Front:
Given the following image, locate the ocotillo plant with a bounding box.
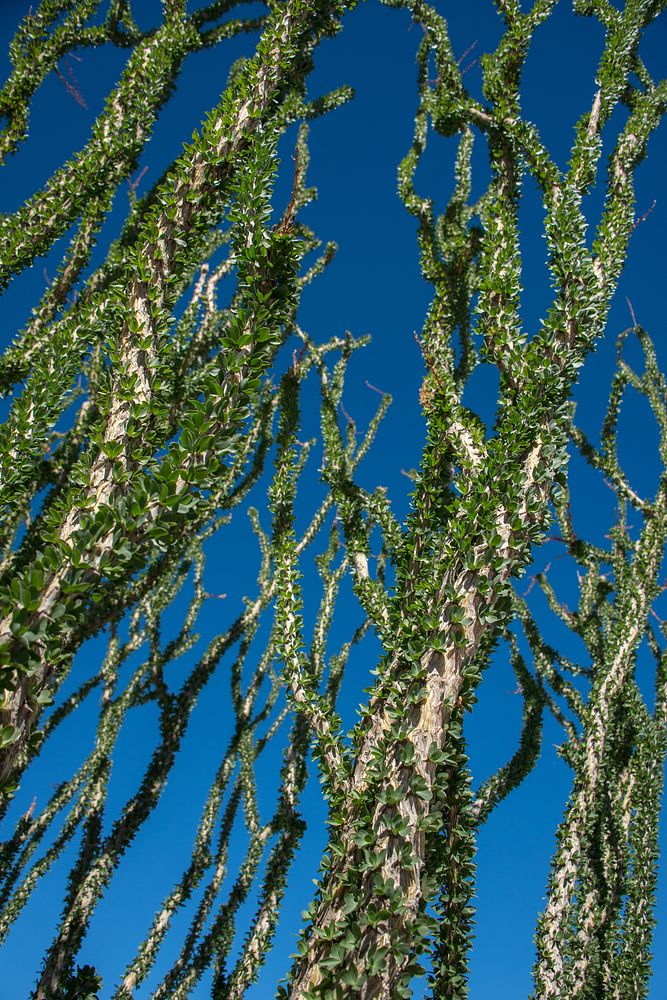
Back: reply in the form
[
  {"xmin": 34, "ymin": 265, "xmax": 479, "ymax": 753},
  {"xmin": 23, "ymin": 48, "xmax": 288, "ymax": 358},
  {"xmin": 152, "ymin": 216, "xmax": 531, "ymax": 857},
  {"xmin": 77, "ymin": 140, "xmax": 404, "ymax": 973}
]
[
  {"xmin": 284, "ymin": 1, "xmax": 667, "ymax": 994},
  {"xmin": 0, "ymin": 0, "xmax": 353, "ymax": 791},
  {"xmin": 527, "ymin": 323, "xmax": 667, "ymax": 1000},
  {"xmin": 0, "ymin": 0, "xmax": 665, "ymax": 998}
]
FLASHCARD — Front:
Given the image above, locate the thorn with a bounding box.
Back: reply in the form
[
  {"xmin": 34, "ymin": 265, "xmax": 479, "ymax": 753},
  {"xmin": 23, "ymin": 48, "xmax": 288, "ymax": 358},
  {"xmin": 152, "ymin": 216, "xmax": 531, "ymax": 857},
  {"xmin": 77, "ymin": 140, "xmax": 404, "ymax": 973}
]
[
  {"xmin": 457, "ymin": 39, "xmax": 478, "ymax": 66},
  {"xmin": 631, "ymin": 199, "xmax": 656, "ymax": 233},
  {"xmin": 340, "ymin": 401, "xmax": 358, "ymax": 431},
  {"xmin": 54, "ymin": 56, "xmax": 88, "ymax": 110},
  {"xmin": 458, "ymin": 40, "xmax": 479, "ymax": 77},
  {"xmin": 278, "ymin": 145, "xmax": 300, "ymax": 235},
  {"xmin": 460, "ymin": 57, "xmax": 479, "ymax": 77},
  {"xmin": 625, "ymin": 297, "xmax": 638, "ymax": 330},
  {"xmin": 414, "ymin": 331, "xmax": 445, "ymax": 391},
  {"xmin": 127, "ymin": 165, "xmax": 148, "ymax": 201},
  {"xmin": 291, "ymin": 343, "xmax": 306, "ymax": 376},
  {"xmin": 22, "ymin": 796, "xmax": 37, "ymax": 821},
  {"xmin": 524, "ymin": 560, "xmax": 554, "ymax": 595}
]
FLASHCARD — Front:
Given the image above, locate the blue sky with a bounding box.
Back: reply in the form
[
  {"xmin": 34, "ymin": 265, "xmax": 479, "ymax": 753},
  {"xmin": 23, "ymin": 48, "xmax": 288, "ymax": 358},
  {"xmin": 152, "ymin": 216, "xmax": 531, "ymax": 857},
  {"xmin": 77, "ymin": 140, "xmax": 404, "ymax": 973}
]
[{"xmin": 0, "ymin": 0, "xmax": 666, "ymax": 997}]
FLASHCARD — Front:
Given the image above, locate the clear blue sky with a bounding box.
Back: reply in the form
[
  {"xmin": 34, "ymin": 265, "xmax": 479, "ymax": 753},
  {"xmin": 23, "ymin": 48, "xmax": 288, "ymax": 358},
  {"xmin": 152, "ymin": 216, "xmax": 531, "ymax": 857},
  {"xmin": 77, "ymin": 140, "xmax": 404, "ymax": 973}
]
[{"xmin": 0, "ymin": 1, "xmax": 665, "ymax": 997}]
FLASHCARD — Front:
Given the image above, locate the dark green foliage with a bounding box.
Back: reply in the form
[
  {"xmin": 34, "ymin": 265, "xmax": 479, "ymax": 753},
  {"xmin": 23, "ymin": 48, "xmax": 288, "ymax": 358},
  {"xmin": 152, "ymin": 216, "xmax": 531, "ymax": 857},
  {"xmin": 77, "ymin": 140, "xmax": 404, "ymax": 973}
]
[
  {"xmin": 0, "ymin": 1, "xmax": 665, "ymax": 998},
  {"xmin": 31, "ymin": 964, "xmax": 103, "ymax": 1000}
]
